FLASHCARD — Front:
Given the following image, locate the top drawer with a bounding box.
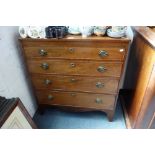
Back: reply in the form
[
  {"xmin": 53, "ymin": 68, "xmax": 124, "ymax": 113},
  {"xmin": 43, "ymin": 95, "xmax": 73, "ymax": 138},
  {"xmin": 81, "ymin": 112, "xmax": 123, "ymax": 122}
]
[{"xmin": 23, "ymin": 46, "xmax": 125, "ymax": 61}]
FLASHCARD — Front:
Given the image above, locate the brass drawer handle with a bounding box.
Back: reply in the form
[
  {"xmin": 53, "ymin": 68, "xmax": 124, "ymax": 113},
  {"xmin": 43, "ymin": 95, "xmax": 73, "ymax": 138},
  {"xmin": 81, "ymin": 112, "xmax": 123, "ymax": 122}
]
[
  {"xmin": 69, "ymin": 48, "xmax": 75, "ymax": 53},
  {"xmin": 97, "ymin": 66, "xmax": 107, "ymax": 73},
  {"xmin": 44, "ymin": 79, "xmax": 52, "ymax": 85},
  {"xmin": 70, "ymin": 63, "xmax": 76, "ymax": 68},
  {"xmin": 71, "ymin": 93, "xmax": 76, "ymax": 96},
  {"xmin": 40, "ymin": 63, "xmax": 49, "ymax": 70},
  {"xmin": 96, "ymin": 82, "xmax": 104, "ymax": 88},
  {"xmin": 48, "ymin": 95, "xmax": 54, "ymax": 100},
  {"xmin": 39, "ymin": 49, "xmax": 47, "ymax": 56},
  {"xmin": 70, "ymin": 78, "xmax": 77, "ymax": 82},
  {"xmin": 95, "ymin": 98, "xmax": 103, "ymax": 104},
  {"xmin": 99, "ymin": 50, "xmax": 108, "ymax": 57}
]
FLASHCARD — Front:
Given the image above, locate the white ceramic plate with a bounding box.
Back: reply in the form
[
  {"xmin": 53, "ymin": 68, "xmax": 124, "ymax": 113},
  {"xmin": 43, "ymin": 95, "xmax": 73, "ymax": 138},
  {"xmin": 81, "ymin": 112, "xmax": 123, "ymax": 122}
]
[
  {"xmin": 68, "ymin": 31, "xmax": 81, "ymax": 35},
  {"xmin": 107, "ymin": 29, "xmax": 126, "ymax": 38}
]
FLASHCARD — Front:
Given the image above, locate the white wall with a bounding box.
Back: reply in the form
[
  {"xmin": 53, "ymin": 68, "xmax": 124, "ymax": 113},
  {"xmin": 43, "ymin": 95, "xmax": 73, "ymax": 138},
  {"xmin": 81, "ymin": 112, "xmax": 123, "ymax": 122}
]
[{"xmin": 0, "ymin": 26, "xmax": 37, "ymax": 117}]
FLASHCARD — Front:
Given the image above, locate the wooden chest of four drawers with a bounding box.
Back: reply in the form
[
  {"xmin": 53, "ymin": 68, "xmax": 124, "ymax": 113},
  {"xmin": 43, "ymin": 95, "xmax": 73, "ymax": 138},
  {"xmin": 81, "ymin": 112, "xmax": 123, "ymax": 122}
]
[{"xmin": 20, "ymin": 36, "xmax": 130, "ymax": 121}]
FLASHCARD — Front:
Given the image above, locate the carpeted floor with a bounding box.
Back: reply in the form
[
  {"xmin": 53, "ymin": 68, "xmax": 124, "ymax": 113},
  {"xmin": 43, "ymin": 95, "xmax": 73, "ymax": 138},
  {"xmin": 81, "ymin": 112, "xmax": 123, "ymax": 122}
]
[{"xmin": 33, "ymin": 101, "xmax": 126, "ymax": 129}]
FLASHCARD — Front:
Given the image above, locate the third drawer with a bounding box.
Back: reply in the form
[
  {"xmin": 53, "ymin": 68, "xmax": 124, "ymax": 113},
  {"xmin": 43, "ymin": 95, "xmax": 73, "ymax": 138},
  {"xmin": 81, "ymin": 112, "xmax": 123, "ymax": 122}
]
[{"xmin": 31, "ymin": 74, "xmax": 119, "ymax": 94}]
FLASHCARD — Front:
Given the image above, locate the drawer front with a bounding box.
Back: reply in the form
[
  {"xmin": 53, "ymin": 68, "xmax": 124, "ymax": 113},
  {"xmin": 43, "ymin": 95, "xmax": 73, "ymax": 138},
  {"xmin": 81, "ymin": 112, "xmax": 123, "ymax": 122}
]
[
  {"xmin": 27, "ymin": 60, "xmax": 123, "ymax": 77},
  {"xmin": 24, "ymin": 46, "xmax": 125, "ymax": 60},
  {"xmin": 36, "ymin": 91, "xmax": 116, "ymax": 110},
  {"xmin": 31, "ymin": 75, "xmax": 119, "ymax": 94}
]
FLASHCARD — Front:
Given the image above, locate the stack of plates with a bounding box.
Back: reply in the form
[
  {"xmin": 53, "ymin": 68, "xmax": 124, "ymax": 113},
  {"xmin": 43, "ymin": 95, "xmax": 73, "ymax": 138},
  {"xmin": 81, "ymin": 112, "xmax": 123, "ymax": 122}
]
[{"xmin": 107, "ymin": 28, "xmax": 126, "ymax": 38}]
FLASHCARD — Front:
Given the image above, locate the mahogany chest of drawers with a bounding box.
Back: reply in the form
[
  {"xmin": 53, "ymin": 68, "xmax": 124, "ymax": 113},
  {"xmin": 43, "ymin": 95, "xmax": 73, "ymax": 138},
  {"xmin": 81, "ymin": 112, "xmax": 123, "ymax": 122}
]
[{"xmin": 20, "ymin": 36, "xmax": 130, "ymax": 121}]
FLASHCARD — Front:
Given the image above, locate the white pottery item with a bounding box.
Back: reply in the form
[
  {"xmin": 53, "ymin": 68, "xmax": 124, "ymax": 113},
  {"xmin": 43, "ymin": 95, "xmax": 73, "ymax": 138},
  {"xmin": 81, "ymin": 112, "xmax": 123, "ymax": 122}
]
[
  {"xmin": 38, "ymin": 26, "xmax": 46, "ymax": 38},
  {"xmin": 79, "ymin": 26, "xmax": 94, "ymax": 38},
  {"xmin": 27, "ymin": 26, "xmax": 40, "ymax": 39},
  {"xmin": 94, "ymin": 26, "xmax": 107, "ymax": 36},
  {"xmin": 19, "ymin": 26, "xmax": 28, "ymax": 38},
  {"xmin": 107, "ymin": 28, "xmax": 126, "ymax": 38},
  {"xmin": 68, "ymin": 26, "xmax": 81, "ymax": 35},
  {"xmin": 111, "ymin": 26, "xmax": 126, "ymax": 32}
]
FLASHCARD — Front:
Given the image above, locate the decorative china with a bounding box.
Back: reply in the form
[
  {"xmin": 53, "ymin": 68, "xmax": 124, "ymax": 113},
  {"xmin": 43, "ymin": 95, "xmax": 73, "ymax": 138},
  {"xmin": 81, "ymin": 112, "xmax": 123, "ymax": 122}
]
[
  {"xmin": 27, "ymin": 26, "xmax": 40, "ymax": 39},
  {"xmin": 19, "ymin": 26, "xmax": 46, "ymax": 39},
  {"xmin": 79, "ymin": 26, "xmax": 94, "ymax": 38},
  {"xmin": 68, "ymin": 26, "xmax": 81, "ymax": 35},
  {"xmin": 19, "ymin": 26, "xmax": 28, "ymax": 38},
  {"xmin": 19, "ymin": 26, "xmax": 127, "ymax": 39},
  {"xmin": 94, "ymin": 26, "xmax": 107, "ymax": 36},
  {"xmin": 45, "ymin": 26, "xmax": 68, "ymax": 39},
  {"xmin": 38, "ymin": 26, "xmax": 46, "ymax": 38},
  {"xmin": 107, "ymin": 28, "xmax": 126, "ymax": 38},
  {"xmin": 111, "ymin": 26, "xmax": 126, "ymax": 32}
]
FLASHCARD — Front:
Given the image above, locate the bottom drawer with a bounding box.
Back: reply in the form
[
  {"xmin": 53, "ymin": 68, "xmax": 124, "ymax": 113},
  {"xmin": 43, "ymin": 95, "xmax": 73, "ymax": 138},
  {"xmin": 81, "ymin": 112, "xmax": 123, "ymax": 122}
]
[{"xmin": 36, "ymin": 91, "xmax": 116, "ymax": 110}]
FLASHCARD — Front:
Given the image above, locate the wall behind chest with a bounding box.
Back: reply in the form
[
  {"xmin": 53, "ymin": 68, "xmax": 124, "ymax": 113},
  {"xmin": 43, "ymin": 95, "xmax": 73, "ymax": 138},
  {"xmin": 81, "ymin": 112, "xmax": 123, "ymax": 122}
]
[{"xmin": 0, "ymin": 26, "xmax": 37, "ymax": 117}]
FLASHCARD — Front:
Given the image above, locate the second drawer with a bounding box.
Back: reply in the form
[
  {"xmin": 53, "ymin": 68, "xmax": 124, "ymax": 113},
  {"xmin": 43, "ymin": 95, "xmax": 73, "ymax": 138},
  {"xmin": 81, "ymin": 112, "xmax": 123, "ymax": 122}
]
[
  {"xmin": 31, "ymin": 75, "xmax": 119, "ymax": 94},
  {"xmin": 27, "ymin": 59, "xmax": 123, "ymax": 77}
]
